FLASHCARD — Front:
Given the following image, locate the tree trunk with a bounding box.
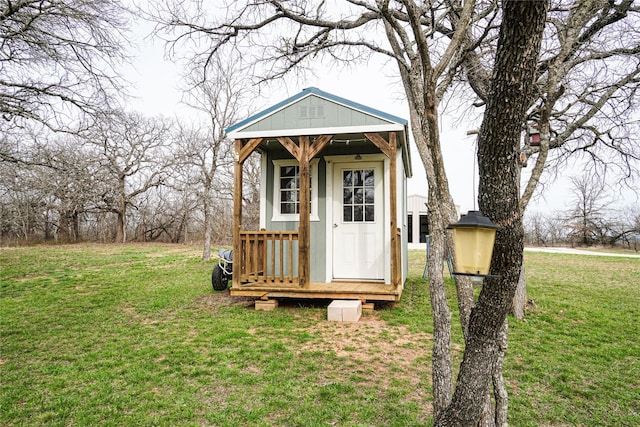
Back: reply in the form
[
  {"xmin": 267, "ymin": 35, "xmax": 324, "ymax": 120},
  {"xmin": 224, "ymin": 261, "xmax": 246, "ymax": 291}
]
[
  {"xmin": 511, "ymin": 266, "xmax": 526, "ymax": 320},
  {"xmin": 71, "ymin": 210, "xmax": 80, "ymax": 242},
  {"xmin": 115, "ymin": 178, "xmax": 126, "ymax": 243},
  {"xmin": 58, "ymin": 209, "xmax": 70, "ymax": 242},
  {"xmin": 397, "ymin": 56, "xmax": 460, "ymax": 416},
  {"xmin": 493, "ymin": 321, "xmax": 509, "ymax": 427},
  {"xmin": 427, "ymin": 206, "xmax": 453, "ymax": 416},
  {"xmin": 115, "ymin": 209, "xmax": 126, "ymax": 243},
  {"xmin": 478, "ymin": 390, "xmax": 494, "ymax": 427},
  {"xmin": 202, "ymin": 190, "xmax": 212, "ymax": 261},
  {"xmin": 413, "ymin": 103, "xmax": 460, "ymax": 418},
  {"xmin": 454, "ymin": 274, "xmax": 475, "ymax": 340},
  {"xmin": 435, "ymin": 1, "xmax": 548, "ymax": 425}
]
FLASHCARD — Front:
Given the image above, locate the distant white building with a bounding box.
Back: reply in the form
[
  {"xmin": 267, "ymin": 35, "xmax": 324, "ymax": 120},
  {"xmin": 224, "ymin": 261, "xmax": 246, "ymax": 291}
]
[
  {"xmin": 407, "ymin": 194, "xmax": 460, "ymax": 249},
  {"xmin": 407, "ymin": 195, "xmax": 429, "ymax": 249}
]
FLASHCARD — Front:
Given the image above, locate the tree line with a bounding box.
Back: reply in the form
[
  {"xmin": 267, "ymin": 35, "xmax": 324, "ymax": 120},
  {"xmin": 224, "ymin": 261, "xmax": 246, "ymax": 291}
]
[
  {"xmin": 0, "ymin": 111, "xmax": 260, "ymax": 248},
  {"xmin": 0, "ymin": 0, "xmax": 258, "ymax": 258},
  {"xmin": 524, "ymin": 174, "xmax": 640, "ymax": 250}
]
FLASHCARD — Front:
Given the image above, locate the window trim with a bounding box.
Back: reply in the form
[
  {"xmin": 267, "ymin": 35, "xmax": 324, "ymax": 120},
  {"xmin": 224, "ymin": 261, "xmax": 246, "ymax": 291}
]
[{"xmin": 271, "ymin": 159, "xmax": 320, "ymax": 222}]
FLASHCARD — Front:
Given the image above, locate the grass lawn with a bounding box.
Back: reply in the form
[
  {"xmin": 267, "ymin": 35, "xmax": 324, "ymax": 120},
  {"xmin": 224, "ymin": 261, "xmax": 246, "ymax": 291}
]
[{"xmin": 1, "ymin": 244, "xmax": 638, "ymax": 426}]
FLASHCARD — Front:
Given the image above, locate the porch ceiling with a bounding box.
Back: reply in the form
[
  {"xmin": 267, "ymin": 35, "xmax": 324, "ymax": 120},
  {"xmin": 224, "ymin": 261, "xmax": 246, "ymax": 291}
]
[{"xmin": 258, "ymin": 132, "xmax": 389, "ymax": 154}]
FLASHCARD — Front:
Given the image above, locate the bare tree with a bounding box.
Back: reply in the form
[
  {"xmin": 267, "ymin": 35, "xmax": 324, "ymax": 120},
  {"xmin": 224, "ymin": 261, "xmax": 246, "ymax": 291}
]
[
  {"xmin": 241, "ymin": 152, "xmax": 261, "ymax": 231},
  {"xmin": 524, "ymin": 211, "xmax": 549, "ymax": 246},
  {"xmin": 563, "ymin": 173, "xmax": 640, "ymax": 248},
  {"xmin": 564, "ymin": 173, "xmax": 610, "ymax": 246},
  {"xmin": 34, "ymin": 138, "xmax": 109, "ymax": 242},
  {"xmin": 151, "ymin": 0, "xmax": 473, "ymax": 418},
  {"xmin": 173, "ymin": 122, "xmax": 233, "ymax": 249},
  {"xmin": 524, "ymin": 203, "xmax": 639, "ymax": 249},
  {"xmin": 618, "ymin": 206, "xmax": 640, "ymax": 251},
  {"xmin": 519, "ymin": 0, "xmax": 640, "ymax": 209},
  {"xmin": 0, "ymin": 0, "xmax": 130, "ymax": 133},
  {"xmin": 130, "ymin": 185, "xmax": 199, "ymax": 243},
  {"xmin": 0, "ymin": 133, "xmax": 106, "ymax": 243},
  {"xmin": 524, "ymin": 210, "xmax": 568, "ymax": 247},
  {"xmin": 437, "ymin": 2, "xmax": 548, "ymax": 424},
  {"xmin": 454, "ymin": 0, "xmax": 640, "ymax": 319},
  {"xmin": 86, "ymin": 112, "xmax": 172, "ymax": 243},
  {"xmin": 0, "ymin": 160, "xmax": 44, "ymax": 243},
  {"xmin": 176, "ymin": 57, "xmax": 247, "ymax": 260}
]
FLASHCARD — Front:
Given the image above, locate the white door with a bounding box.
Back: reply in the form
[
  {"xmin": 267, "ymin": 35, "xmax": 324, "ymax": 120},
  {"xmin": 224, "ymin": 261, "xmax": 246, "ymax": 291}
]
[{"xmin": 332, "ymin": 162, "xmax": 384, "ymax": 280}]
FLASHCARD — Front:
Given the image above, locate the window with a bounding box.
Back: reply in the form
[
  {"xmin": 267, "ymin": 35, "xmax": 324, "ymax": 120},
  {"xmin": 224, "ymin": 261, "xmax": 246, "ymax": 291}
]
[
  {"xmin": 407, "ymin": 214, "xmax": 413, "ymax": 243},
  {"xmin": 419, "ymin": 214, "xmax": 429, "ymax": 243},
  {"xmin": 342, "ymin": 169, "xmax": 375, "ymax": 222},
  {"xmin": 279, "ymin": 165, "xmax": 302, "ymax": 214},
  {"xmin": 272, "ymin": 159, "xmax": 319, "ymax": 221}
]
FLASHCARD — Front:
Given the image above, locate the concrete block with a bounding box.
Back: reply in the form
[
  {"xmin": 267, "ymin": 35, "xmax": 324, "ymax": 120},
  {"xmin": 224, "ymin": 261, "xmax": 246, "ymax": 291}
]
[
  {"xmin": 327, "ymin": 300, "xmax": 362, "ymax": 322},
  {"xmin": 255, "ymin": 299, "xmax": 278, "ymax": 311}
]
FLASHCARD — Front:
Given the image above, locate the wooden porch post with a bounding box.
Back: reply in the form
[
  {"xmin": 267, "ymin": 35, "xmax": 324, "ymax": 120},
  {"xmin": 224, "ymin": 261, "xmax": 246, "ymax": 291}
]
[
  {"xmin": 389, "ymin": 132, "xmax": 399, "ymax": 288},
  {"xmin": 276, "ymin": 135, "xmax": 332, "ymax": 288},
  {"xmin": 233, "ymin": 139, "xmax": 243, "ymax": 288},
  {"xmin": 364, "ymin": 132, "xmax": 400, "ymax": 288},
  {"xmin": 298, "ymin": 136, "xmax": 311, "ymax": 288},
  {"xmin": 232, "ymin": 137, "xmax": 264, "ymax": 287}
]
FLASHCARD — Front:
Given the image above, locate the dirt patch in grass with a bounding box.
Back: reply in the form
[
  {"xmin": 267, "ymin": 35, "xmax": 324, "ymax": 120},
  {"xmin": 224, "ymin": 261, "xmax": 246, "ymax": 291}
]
[
  {"xmin": 195, "ymin": 291, "xmax": 256, "ymax": 311},
  {"xmin": 298, "ymin": 316, "xmax": 431, "ymax": 360},
  {"xmin": 194, "ymin": 292, "xmax": 435, "ymax": 414},
  {"xmin": 293, "ymin": 312, "xmax": 433, "ymax": 405},
  {"xmin": 293, "ymin": 314, "xmax": 434, "ymax": 418},
  {"xmin": 197, "ymin": 293, "xmax": 433, "ymax": 376},
  {"xmin": 145, "ymin": 246, "xmax": 202, "ymax": 257}
]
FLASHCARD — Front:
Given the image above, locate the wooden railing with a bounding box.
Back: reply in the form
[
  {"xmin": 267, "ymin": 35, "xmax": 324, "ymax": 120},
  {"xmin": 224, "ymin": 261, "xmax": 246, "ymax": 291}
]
[{"xmin": 238, "ymin": 230, "xmax": 299, "ymax": 286}]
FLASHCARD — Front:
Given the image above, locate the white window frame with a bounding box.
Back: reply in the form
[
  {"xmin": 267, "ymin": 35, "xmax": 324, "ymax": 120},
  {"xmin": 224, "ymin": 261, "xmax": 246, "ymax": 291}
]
[{"xmin": 272, "ymin": 159, "xmax": 320, "ymax": 222}]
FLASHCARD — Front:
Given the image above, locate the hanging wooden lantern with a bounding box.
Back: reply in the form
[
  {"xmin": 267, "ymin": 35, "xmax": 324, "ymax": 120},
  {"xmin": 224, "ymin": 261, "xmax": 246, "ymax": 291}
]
[{"xmin": 448, "ymin": 211, "xmax": 501, "ymax": 278}]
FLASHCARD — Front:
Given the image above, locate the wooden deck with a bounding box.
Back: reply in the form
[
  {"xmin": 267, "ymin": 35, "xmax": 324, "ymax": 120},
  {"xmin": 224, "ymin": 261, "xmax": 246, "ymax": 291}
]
[{"xmin": 230, "ymin": 281, "xmax": 403, "ymax": 302}]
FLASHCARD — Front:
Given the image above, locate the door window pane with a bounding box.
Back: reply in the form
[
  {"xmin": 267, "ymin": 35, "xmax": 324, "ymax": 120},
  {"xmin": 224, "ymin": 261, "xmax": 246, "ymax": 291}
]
[
  {"xmin": 343, "ymin": 206, "xmax": 352, "ymax": 222},
  {"xmin": 365, "ymin": 205, "xmax": 375, "ymax": 222},
  {"xmin": 342, "ymin": 168, "xmax": 375, "ymax": 222},
  {"xmin": 343, "ymin": 171, "xmax": 352, "ymax": 187},
  {"xmin": 365, "ymin": 188, "xmax": 375, "ymax": 204},
  {"xmin": 364, "ymin": 170, "xmax": 374, "ymax": 186},
  {"xmin": 343, "ymin": 189, "xmax": 353, "ymax": 204},
  {"xmin": 354, "ymin": 188, "xmax": 363, "ymax": 204},
  {"xmin": 354, "ymin": 205, "xmax": 363, "ymax": 222},
  {"xmin": 354, "ymin": 170, "xmax": 363, "ymax": 186}
]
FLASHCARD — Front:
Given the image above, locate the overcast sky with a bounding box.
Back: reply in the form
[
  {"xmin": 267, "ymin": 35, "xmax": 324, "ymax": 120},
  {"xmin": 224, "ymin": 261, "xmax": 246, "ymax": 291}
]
[{"xmin": 123, "ymin": 16, "xmax": 635, "ymax": 217}]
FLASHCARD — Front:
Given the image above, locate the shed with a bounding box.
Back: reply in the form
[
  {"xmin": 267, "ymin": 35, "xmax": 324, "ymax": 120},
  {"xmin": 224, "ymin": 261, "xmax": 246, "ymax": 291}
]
[
  {"xmin": 226, "ymin": 87, "xmax": 412, "ymax": 304},
  {"xmin": 407, "ymin": 194, "xmax": 429, "ymax": 248}
]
